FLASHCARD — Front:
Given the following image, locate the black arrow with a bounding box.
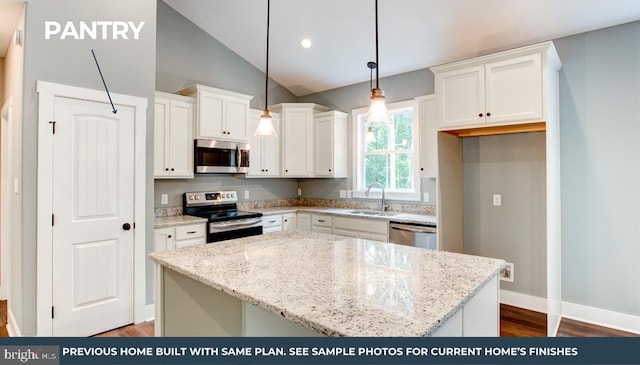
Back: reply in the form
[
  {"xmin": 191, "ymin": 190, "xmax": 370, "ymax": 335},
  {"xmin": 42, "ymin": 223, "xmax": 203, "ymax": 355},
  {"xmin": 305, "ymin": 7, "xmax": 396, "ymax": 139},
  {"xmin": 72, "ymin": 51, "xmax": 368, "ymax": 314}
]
[{"xmin": 91, "ymin": 49, "xmax": 117, "ymax": 114}]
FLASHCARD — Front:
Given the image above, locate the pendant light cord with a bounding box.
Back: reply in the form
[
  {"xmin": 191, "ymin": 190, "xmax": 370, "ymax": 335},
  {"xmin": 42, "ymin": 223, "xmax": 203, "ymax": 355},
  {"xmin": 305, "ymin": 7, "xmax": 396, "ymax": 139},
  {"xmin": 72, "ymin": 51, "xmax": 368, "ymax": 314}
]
[
  {"xmin": 375, "ymin": 0, "xmax": 379, "ymax": 89},
  {"xmin": 265, "ymin": 0, "xmax": 270, "ymax": 110}
]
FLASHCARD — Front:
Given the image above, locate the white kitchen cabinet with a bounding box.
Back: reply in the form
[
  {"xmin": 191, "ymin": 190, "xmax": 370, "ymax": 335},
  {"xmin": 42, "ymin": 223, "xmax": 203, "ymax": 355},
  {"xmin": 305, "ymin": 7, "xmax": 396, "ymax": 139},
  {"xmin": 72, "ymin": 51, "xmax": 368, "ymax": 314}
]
[
  {"xmin": 311, "ymin": 214, "xmax": 332, "ymax": 234},
  {"xmin": 154, "ymin": 223, "xmax": 206, "ymax": 252},
  {"xmin": 247, "ymin": 109, "xmax": 281, "ymax": 177},
  {"xmin": 332, "ymin": 216, "xmax": 388, "ymax": 242},
  {"xmin": 282, "ymin": 213, "xmax": 296, "ymax": 232},
  {"xmin": 433, "ymin": 43, "xmax": 557, "ymax": 131},
  {"xmin": 154, "ymin": 91, "xmax": 194, "ymax": 179},
  {"xmin": 313, "ymin": 111, "xmax": 348, "ymax": 178},
  {"xmin": 262, "ymin": 214, "xmax": 283, "ymax": 234},
  {"xmin": 297, "ymin": 213, "xmax": 311, "ymax": 231},
  {"xmin": 180, "ymin": 84, "xmax": 252, "ymax": 141},
  {"xmin": 415, "ymin": 95, "xmax": 438, "ymax": 178},
  {"xmin": 272, "ymin": 103, "xmax": 328, "ymax": 177}
]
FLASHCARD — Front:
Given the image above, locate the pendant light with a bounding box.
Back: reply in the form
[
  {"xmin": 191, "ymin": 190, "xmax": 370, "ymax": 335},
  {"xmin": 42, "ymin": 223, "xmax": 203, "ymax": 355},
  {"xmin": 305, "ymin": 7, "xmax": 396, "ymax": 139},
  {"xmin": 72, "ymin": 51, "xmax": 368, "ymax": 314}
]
[
  {"xmin": 366, "ymin": 0, "xmax": 391, "ymax": 124},
  {"xmin": 365, "ymin": 61, "xmax": 377, "ymax": 143},
  {"xmin": 254, "ymin": 0, "xmax": 277, "ymax": 138}
]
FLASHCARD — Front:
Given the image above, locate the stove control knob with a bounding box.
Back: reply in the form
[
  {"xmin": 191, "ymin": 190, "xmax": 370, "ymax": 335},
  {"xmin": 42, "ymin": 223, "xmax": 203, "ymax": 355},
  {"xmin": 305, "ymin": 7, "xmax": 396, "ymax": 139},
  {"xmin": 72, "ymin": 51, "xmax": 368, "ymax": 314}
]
[
  {"xmin": 188, "ymin": 195, "xmax": 194, "ymax": 200},
  {"xmin": 194, "ymin": 195, "xmax": 200, "ymax": 200}
]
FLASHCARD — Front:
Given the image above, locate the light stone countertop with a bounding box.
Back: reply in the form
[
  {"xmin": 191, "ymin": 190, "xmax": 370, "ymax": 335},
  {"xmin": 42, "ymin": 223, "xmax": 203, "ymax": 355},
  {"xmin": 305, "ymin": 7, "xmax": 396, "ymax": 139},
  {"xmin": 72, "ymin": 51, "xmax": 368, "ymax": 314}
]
[
  {"xmin": 249, "ymin": 206, "xmax": 437, "ymax": 226},
  {"xmin": 154, "ymin": 215, "xmax": 207, "ymax": 228},
  {"xmin": 150, "ymin": 230, "xmax": 504, "ymax": 336}
]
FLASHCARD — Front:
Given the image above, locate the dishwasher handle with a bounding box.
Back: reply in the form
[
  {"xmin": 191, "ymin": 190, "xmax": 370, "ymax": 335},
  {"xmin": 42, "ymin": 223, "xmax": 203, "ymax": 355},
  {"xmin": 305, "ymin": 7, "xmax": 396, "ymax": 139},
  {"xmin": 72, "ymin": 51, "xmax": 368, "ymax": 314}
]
[{"xmin": 389, "ymin": 223, "xmax": 437, "ymax": 234}]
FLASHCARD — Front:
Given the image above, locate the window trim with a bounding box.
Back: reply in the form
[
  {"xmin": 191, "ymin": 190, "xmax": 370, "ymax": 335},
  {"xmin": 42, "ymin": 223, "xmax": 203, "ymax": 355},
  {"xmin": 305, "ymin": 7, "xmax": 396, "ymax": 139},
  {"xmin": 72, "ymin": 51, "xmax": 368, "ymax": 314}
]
[{"xmin": 351, "ymin": 100, "xmax": 421, "ymax": 202}]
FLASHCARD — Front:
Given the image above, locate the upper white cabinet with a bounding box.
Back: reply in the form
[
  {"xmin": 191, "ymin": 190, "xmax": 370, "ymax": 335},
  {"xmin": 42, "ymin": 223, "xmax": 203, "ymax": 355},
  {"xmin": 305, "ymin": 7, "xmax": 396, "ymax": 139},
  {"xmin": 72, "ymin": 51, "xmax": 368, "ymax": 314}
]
[
  {"xmin": 314, "ymin": 111, "xmax": 347, "ymax": 178},
  {"xmin": 272, "ymin": 103, "xmax": 328, "ymax": 177},
  {"xmin": 154, "ymin": 91, "xmax": 195, "ymax": 179},
  {"xmin": 180, "ymin": 84, "xmax": 252, "ymax": 141},
  {"xmin": 415, "ymin": 95, "xmax": 438, "ymax": 178},
  {"xmin": 246, "ymin": 109, "xmax": 281, "ymax": 177},
  {"xmin": 432, "ymin": 43, "xmax": 560, "ymax": 130}
]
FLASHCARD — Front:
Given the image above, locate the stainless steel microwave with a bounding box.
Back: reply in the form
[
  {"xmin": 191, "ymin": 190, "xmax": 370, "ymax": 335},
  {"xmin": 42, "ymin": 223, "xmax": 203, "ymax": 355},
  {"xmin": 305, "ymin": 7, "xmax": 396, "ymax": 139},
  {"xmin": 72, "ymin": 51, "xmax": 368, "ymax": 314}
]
[{"xmin": 194, "ymin": 139, "xmax": 250, "ymax": 174}]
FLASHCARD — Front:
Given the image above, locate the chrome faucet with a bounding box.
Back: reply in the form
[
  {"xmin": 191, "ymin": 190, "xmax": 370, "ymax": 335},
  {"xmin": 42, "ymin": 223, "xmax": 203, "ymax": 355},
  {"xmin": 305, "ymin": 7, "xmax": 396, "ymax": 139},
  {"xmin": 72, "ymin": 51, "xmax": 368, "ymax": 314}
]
[{"xmin": 365, "ymin": 182, "xmax": 387, "ymax": 212}]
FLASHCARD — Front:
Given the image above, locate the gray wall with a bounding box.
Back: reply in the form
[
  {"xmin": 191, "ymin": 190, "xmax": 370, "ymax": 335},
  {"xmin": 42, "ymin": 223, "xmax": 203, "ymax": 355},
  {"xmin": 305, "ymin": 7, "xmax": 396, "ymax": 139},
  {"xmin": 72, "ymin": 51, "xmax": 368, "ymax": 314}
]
[
  {"xmin": 21, "ymin": 0, "xmax": 157, "ymax": 335},
  {"xmin": 463, "ymin": 133, "xmax": 547, "ymax": 297},
  {"xmin": 154, "ymin": 0, "xmax": 300, "ymax": 211},
  {"xmin": 555, "ymin": 21, "xmax": 640, "ymax": 316},
  {"xmin": 298, "ymin": 69, "xmax": 437, "ymax": 205}
]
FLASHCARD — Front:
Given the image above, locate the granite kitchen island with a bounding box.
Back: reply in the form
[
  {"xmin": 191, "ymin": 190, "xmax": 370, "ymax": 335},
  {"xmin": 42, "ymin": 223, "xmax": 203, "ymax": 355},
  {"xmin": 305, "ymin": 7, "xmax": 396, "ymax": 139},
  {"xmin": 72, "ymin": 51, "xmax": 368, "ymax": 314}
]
[{"xmin": 150, "ymin": 231, "xmax": 505, "ymax": 337}]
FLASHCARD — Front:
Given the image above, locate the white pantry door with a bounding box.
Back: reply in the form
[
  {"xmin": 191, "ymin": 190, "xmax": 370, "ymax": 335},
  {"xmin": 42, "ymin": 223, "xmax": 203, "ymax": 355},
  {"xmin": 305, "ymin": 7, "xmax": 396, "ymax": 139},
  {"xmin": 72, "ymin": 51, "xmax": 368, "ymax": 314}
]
[{"xmin": 51, "ymin": 96, "xmax": 135, "ymax": 336}]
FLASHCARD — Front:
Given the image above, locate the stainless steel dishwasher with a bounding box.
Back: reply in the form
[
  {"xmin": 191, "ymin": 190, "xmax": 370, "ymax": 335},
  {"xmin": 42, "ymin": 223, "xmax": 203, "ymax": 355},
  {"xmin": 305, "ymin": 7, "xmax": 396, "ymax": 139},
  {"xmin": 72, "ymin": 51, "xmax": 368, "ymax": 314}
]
[{"xmin": 389, "ymin": 222, "xmax": 437, "ymax": 250}]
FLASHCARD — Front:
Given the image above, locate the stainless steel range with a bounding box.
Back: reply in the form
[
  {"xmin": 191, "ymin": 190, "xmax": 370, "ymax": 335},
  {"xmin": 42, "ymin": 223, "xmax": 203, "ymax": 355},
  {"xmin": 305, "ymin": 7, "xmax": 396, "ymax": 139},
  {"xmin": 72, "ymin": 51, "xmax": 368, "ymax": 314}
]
[{"xmin": 183, "ymin": 191, "xmax": 263, "ymax": 243}]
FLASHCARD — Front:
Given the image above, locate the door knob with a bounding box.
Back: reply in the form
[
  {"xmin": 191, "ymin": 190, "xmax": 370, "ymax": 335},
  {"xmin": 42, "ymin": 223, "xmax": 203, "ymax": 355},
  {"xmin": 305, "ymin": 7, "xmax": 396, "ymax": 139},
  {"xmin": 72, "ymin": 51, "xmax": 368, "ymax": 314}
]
[{"xmin": 122, "ymin": 223, "xmax": 131, "ymax": 231}]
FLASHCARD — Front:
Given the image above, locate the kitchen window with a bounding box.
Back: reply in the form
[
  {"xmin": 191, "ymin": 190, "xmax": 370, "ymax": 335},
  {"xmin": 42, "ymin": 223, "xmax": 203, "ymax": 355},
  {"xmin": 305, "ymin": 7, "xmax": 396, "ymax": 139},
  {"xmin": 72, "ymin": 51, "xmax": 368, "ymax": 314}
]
[{"xmin": 352, "ymin": 100, "xmax": 420, "ymax": 201}]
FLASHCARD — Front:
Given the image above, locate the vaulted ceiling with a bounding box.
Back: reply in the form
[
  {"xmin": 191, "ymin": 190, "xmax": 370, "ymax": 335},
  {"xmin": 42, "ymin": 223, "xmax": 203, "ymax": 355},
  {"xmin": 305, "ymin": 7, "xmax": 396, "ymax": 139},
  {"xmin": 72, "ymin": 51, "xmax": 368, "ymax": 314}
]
[{"xmin": 164, "ymin": 0, "xmax": 640, "ymax": 96}]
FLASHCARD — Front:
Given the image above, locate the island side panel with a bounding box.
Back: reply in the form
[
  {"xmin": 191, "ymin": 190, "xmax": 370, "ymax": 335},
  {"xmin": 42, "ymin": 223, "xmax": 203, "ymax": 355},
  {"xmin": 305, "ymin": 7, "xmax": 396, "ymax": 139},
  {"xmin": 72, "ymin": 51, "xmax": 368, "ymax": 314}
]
[
  {"xmin": 243, "ymin": 303, "xmax": 324, "ymax": 337},
  {"xmin": 162, "ymin": 268, "xmax": 243, "ymax": 336},
  {"xmin": 462, "ymin": 275, "xmax": 499, "ymax": 336}
]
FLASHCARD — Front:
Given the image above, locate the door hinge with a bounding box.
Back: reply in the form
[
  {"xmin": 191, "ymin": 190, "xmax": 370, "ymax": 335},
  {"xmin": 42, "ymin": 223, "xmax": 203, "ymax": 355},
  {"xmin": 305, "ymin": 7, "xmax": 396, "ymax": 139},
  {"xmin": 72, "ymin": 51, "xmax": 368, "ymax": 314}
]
[
  {"xmin": 48, "ymin": 120, "xmax": 56, "ymax": 134},
  {"xmin": 51, "ymin": 214, "xmax": 55, "ymax": 226},
  {"xmin": 51, "ymin": 306, "xmax": 54, "ymax": 319}
]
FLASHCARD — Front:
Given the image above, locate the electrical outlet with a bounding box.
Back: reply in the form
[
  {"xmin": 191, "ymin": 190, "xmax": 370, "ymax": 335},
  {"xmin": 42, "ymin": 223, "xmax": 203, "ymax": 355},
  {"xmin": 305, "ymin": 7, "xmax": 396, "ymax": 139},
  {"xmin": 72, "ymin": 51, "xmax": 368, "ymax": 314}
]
[
  {"xmin": 244, "ymin": 190, "xmax": 250, "ymax": 199},
  {"xmin": 161, "ymin": 194, "xmax": 168, "ymax": 205},
  {"xmin": 500, "ymin": 262, "xmax": 514, "ymax": 282},
  {"xmin": 492, "ymin": 194, "xmax": 502, "ymax": 206},
  {"xmin": 423, "ymin": 193, "xmax": 430, "ymax": 202},
  {"xmin": 339, "ymin": 190, "xmax": 346, "ymax": 198},
  {"xmin": 297, "ymin": 188, "xmax": 302, "ymax": 197}
]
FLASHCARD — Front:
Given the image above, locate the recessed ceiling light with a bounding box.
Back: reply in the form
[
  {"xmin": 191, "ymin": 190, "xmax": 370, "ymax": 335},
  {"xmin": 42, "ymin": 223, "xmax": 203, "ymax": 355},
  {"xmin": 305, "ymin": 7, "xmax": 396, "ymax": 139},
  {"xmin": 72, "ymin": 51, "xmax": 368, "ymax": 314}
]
[{"xmin": 300, "ymin": 38, "xmax": 312, "ymax": 48}]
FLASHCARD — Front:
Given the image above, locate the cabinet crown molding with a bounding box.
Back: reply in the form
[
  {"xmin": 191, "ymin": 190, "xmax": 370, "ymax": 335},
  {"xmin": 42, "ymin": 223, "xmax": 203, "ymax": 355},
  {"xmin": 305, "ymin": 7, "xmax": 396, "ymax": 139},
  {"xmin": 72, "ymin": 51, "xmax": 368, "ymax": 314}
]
[
  {"xmin": 179, "ymin": 84, "xmax": 253, "ymax": 100},
  {"xmin": 430, "ymin": 41, "xmax": 562, "ymax": 73}
]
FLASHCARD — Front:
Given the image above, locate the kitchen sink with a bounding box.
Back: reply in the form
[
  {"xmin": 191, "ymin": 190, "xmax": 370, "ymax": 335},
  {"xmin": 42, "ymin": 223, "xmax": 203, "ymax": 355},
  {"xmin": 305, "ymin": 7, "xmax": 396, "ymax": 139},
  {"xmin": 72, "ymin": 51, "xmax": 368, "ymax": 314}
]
[{"xmin": 347, "ymin": 210, "xmax": 396, "ymax": 217}]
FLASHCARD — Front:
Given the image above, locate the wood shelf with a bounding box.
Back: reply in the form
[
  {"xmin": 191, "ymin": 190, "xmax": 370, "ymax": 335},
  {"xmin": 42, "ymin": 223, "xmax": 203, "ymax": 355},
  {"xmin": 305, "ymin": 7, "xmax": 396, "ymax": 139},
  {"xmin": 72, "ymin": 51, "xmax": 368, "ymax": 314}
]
[{"xmin": 442, "ymin": 122, "xmax": 546, "ymax": 138}]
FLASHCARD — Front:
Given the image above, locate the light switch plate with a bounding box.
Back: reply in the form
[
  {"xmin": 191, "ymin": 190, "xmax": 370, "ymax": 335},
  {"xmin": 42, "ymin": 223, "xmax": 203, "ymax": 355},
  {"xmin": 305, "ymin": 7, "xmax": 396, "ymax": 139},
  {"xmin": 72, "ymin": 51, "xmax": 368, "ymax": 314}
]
[
  {"xmin": 492, "ymin": 194, "xmax": 502, "ymax": 206},
  {"xmin": 423, "ymin": 193, "xmax": 430, "ymax": 202},
  {"xmin": 339, "ymin": 190, "xmax": 346, "ymax": 198},
  {"xmin": 297, "ymin": 188, "xmax": 302, "ymax": 197},
  {"xmin": 161, "ymin": 194, "xmax": 168, "ymax": 205}
]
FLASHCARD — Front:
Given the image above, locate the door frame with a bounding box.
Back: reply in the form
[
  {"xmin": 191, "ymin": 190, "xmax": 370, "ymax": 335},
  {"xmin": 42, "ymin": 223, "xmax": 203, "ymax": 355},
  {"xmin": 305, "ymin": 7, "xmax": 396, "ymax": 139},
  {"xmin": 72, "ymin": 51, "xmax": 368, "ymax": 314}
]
[
  {"xmin": 1, "ymin": 96, "xmax": 13, "ymax": 301},
  {"xmin": 36, "ymin": 81, "xmax": 147, "ymax": 336}
]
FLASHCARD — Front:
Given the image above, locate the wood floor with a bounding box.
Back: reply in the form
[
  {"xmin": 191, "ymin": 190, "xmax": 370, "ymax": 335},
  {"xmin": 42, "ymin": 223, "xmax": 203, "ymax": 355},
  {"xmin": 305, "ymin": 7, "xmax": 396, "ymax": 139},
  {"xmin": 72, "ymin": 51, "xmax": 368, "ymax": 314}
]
[{"xmin": 0, "ymin": 301, "xmax": 636, "ymax": 337}]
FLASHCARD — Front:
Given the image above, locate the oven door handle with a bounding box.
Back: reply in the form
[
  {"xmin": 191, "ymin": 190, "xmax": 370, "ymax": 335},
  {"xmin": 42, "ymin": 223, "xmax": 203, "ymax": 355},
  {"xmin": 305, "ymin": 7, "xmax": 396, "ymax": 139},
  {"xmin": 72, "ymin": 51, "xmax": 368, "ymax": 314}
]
[{"xmin": 209, "ymin": 218, "xmax": 263, "ymax": 229}]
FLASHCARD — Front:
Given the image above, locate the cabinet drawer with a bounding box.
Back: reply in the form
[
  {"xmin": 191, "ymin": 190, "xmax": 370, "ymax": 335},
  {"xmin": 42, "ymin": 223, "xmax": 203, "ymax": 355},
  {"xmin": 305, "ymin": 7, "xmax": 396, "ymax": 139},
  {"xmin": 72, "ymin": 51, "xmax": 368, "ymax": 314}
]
[
  {"xmin": 175, "ymin": 224, "xmax": 206, "ymax": 241},
  {"xmin": 263, "ymin": 215, "xmax": 283, "ymax": 228},
  {"xmin": 175, "ymin": 237, "xmax": 205, "ymax": 249},
  {"xmin": 311, "ymin": 215, "xmax": 332, "ymax": 227}
]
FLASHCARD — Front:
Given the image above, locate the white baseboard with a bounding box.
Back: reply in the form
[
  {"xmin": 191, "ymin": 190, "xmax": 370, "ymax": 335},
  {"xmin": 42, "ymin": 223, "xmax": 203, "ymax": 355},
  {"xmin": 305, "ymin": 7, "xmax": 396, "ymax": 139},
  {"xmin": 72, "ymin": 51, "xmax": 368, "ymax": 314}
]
[
  {"xmin": 562, "ymin": 301, "xmax": 640, "ymax": 335},
  {"xmin": 500, "ymin": 289, "xmax": 547, "ymax": 313},
  {"xmin": 7, "ymin": 308, "xmax": 20, "ymax": 337},
  {"xmin": 144, "ymin": 304, "xmax": 155, "ymax": 322}
]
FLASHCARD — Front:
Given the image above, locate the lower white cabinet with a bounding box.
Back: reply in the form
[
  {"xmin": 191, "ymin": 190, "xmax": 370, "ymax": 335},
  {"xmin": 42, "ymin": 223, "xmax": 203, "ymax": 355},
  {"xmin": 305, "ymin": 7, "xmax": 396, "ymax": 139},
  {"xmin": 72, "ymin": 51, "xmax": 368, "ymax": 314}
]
[
  {"xmin": 297, "ymin": 213, "xmax": 311, "ymax": 231},
  {"xmin": 282, "ymin": 213, "xmax": 296, "ymax": 232},
  {"xmin": 263, "ymin": 214, "xmax": 283, "ymax": 234},
  {"xmin": 311, "ymin": 214, "xmax": 332, "ymax": 234},
  {"xmin": 332, "ymin": 216, "xmax": 389, "ymax": 242},
  {"xmin": 154, "ymin": 223, "xmax": 206, "ymax": 252}
]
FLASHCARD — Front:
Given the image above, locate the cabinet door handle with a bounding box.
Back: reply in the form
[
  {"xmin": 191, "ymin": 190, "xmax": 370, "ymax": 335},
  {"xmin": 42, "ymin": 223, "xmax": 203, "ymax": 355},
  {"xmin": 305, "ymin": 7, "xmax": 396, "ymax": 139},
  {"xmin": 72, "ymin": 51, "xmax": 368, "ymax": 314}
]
[
  {"xmin": 168, "ymin": 235, "xmax": 172, "ymax": 238},
  {"xmin": 186, "ymin": 231, "xmax": 197, "ymax": 234},
  {"xmin": 478, "ymin": 113, "xmax": 483, "ymax": 117},
  {"xmin": 420, "ymin": 167, "xmax": 424, "ymax": 171},
  {"xmin": 268, "ymin": 220, "xmax": 276, "ymax": 224},
  {"xmin": 285, "ymin": 169, "xmax": 288, "ymax": 173},
  {"xmin": 165, "ymin": 168, "xmax": 169, "ymax": 171},
  {"xmin": 318, "ymin": 219, "xmax": 325, "ymax": 223},
  {"xmin": 171, "ymin": 168, "xmax": 175, "ymax": 171},
  {"xmin": 329, "ymin": 169, "xmax": 332, "ymax": 172},
  {"xmin": 486, "ymin": 112, "xmax": 491, "ymax": 117}
]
